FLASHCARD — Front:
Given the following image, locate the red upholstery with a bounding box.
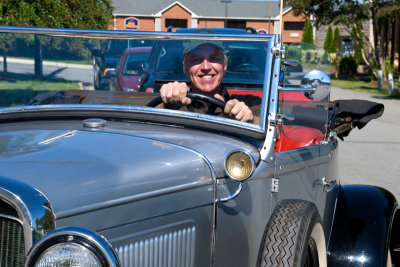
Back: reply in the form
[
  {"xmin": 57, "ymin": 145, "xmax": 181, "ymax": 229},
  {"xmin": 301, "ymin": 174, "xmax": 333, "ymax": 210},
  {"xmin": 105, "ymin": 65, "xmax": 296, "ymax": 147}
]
[{"xmin": 275, "ymin": 125, "xmax": 325, "ymax": 152}]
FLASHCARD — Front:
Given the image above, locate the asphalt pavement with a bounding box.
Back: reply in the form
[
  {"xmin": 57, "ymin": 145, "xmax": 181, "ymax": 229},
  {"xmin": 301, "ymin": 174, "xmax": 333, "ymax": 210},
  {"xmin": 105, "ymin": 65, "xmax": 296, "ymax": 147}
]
[{"xmin": 330, "ymin": 86, "xmax": 400, "ymax": 200}]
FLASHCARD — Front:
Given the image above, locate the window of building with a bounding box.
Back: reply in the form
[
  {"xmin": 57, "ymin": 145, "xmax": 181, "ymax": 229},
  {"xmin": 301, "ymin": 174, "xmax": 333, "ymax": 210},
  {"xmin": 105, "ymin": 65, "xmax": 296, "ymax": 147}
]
[
  {"xmin": 227, "ymin": 20, "xmax": 246, "ymax": 29},
  {"xmin": 284, "ymin": 22, "xmax": 305, "ymax": 31},
  {"xmin": 165, "ymin": 19, "xmax": 187, "ymax": 28}
]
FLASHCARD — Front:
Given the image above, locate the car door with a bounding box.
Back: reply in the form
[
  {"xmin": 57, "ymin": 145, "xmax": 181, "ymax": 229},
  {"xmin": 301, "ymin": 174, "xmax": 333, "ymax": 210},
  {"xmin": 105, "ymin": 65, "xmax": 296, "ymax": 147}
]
[{"xmin": 274, "ymin": 42, "xmax": 339, "ymax": 238}]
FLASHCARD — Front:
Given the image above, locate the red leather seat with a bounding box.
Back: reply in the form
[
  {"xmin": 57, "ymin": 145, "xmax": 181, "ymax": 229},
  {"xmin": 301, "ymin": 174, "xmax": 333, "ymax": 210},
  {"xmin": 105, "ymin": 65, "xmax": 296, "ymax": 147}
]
[{"xmin": 275, "ymin": 125, "xmax": 325, "ymax": 152}]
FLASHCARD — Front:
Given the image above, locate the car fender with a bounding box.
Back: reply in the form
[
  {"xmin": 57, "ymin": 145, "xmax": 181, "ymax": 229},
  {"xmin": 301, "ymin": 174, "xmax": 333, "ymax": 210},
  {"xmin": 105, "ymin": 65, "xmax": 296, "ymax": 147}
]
[{"xmin": 327, "ymin": 184, "xmax": 398, "ymax": 266}]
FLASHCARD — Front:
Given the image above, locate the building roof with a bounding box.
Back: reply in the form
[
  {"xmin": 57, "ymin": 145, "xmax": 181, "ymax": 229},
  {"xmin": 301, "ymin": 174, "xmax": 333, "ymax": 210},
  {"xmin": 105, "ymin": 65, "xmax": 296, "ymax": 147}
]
[{"xmin": 112, "ymin": 0, "xmax": 288, "ymax": 20}]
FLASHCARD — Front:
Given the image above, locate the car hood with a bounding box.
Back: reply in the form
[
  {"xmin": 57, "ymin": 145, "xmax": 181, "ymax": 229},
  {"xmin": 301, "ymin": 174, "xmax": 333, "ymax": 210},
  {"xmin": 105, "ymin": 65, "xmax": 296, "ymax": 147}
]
[
  {"xmin": 0, "ymin": 124, "xmax": 259, "ymax": 220},
  {"xmin": 0, "ymin": 128, "xmax": 215, "ymax": 218}
]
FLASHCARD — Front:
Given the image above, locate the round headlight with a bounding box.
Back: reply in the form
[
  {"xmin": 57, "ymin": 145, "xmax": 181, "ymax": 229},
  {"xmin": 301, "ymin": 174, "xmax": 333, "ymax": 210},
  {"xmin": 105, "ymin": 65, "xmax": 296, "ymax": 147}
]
[
  {"xmin": 225, "ymin": 151, "xmax": 255, "ymax": 180},
  {"xmin": 35, "ymin": 242, "xmax": 101, "ymax": 266},
  {"xmin": 25, "ymin": 226, "xmax": 120, "ymax": 267}
]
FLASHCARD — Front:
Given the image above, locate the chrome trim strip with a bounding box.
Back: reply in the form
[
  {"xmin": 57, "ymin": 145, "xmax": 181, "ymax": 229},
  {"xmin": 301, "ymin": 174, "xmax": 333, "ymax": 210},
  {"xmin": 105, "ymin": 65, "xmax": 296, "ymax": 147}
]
[
  {"xmin": 56, "ymin": 179, "xmax": 213, "ymax": 219},
  {"xmin": 0, "ymin": 25, "xmax": 273, "ymax": 42},
  {"xmin": 189, "ymin": 154, "xmax": 218, "ymax": 267},
  {"xmin": 0, "ymin": 213, "xmax": 23, "ymax": 225},
  {"xmin": 38, "ymin": 130, "xmax": 78, "ymax": 145},
  {"xmin": 25, "ymin": 226, "xmax": 120, "ymax": 267},
  {"xmin": 258, "ymin": 34, "xmax": 276, "ymax": 133},
  {"xmin": 260, "ymin": 35, "xmax": 282, "ymax": 162},
  {"xmin": 0, "ymin": 176, "xmax": 55, "ymax": 256},
  {"xmin": 216, "ymin": 183, "xmax": 243, "ymax": 203}
]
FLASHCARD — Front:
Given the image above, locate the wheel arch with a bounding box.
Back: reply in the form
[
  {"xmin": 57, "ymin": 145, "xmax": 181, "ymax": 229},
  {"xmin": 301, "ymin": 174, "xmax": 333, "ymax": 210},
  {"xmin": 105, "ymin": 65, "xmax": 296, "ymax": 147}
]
[{"xmin": 327, "ymin": 184, "xmax": 398, "ymax": 266}]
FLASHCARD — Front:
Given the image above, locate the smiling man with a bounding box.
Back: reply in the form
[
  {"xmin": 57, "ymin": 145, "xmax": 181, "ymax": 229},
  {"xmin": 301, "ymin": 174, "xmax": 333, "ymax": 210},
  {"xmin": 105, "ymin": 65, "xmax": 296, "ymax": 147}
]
[{"xmin": 159, "ymin": 41, "xmax": 260, "ymax": 124}]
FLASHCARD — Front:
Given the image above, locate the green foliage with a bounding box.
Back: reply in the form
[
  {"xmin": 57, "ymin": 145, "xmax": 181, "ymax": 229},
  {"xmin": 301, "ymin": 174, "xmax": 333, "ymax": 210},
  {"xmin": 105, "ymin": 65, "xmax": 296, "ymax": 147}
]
[
  {"xmin": 338, "ymin": 56, "xmax": 357, "ymax": 76},
  {"xmin": 323, "ymin": 25, "xmax": 336, "ymax": 53},
  {"xmin": 385, "ymin": 58, "xmax": 393, "ymax": 75},
  {"xmin": 285, "ymin": 0, "xmax": 369, "ymax": 28},
  {"xmin": 322, "ymin": 51, "xmax": 330, "ymax": 64},
  {"xmin": 286, "ymin": 45, "xmax": 301, "ymax": 61},
  {"xmin": 286, "ymin": 0, "xmax": 400, "ymax": 80},
  {"xmin": 301, "ymin": 20, "xmax": 314, "ymax": 45},
  {"xmin": 351, "ymin": 24, "xmax": 365, "ymax": 65},
  {"xmin": 333, "ymin": 27, "xmax": 339, "ymax": 53},
  {"xmin": 0, "ymin": 0, "xmax": 112, "ymax": 78},
  {"xmin": 0, "ymin": 0, "xmax": 114, "ymax": 29}
]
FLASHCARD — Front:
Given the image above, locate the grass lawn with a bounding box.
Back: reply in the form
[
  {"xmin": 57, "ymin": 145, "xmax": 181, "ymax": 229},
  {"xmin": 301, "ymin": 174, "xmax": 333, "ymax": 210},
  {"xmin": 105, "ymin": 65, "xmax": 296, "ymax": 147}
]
[
  {"xmin": 0, "ymin": 73, "xmax": 81, "ymax": 107},
  {"xmin": 331, "ymin": 78, "xmax": 400, "ymax": 99}
]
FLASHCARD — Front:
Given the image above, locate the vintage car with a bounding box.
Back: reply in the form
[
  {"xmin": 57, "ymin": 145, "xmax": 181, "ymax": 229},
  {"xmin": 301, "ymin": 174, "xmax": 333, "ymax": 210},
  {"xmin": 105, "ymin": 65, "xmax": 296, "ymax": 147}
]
[
  {"xmin": 0, "ymin": 26, "xmax": 398, "ymax": 267},
  {"xmin": 104, "ymin": 46, "xmax": 152, "ymax": 92},
  {"xmin": 92, "ymin": 39, "xmax": 154, "ymax": 90}
]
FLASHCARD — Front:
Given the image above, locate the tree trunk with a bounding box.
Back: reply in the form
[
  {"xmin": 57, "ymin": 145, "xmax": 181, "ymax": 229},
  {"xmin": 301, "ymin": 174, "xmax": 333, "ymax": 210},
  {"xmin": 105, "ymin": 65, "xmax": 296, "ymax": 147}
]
[
  {"xmin": 379, "ymin": 20, "xmax": 387, "ymax": 81},
  {"xmin": 34, "ymin": 35, "xmax": 43, "ymax": 80},
  {"xmin": 2, "ymin": 55, "xmax": 7, "ymax": 79}
]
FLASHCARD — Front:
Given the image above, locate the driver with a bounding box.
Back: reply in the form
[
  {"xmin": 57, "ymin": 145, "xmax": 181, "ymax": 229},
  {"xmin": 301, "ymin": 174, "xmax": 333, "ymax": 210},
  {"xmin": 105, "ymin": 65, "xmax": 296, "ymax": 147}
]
[{"xmin": 159, "ymin": 41, "xmax": 261, "ymax": 124}]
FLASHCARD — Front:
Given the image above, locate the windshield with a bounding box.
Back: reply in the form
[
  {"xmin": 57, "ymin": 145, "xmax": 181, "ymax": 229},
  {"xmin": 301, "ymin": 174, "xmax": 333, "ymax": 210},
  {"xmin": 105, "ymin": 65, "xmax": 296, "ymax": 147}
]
[
  {"xmin": 0, "ymin": 27, "xmax": 272, "ymax": 138},
  {"xmin": 278, "ymin": 43, "xmax": 331, "ymax": 146}
]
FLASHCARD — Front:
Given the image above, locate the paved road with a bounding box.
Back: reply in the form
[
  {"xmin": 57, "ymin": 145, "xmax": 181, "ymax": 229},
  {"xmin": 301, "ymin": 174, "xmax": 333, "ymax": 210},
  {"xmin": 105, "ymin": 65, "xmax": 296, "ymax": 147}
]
[{"xmin": 330, "ymin": 87, "xmax": 400, "ymax": 200}]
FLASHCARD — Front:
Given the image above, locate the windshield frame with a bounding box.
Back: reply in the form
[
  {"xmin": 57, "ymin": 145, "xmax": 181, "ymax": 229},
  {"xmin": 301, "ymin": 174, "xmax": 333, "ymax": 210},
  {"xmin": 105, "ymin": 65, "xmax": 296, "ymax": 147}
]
[{"xmin": 0, "ymin": 26, "xmax": 276, "ymax": 140}]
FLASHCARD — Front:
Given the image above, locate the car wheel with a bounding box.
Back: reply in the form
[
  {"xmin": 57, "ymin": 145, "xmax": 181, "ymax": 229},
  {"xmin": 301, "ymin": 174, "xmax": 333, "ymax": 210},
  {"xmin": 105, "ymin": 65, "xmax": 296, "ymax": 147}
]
[{"xmin": 259, "ymin": 200, "xmax": 327, "ymax": 267}]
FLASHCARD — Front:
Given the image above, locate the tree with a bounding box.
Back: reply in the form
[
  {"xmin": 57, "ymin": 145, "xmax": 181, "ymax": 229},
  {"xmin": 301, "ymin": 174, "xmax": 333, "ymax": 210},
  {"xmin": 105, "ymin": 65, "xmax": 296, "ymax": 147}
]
[
  {"xmin": 301, "ymin": 20, "xmax": 314, "ymax": 45},
  {"xmin": 285, "ymin": 0, "xmax": 400, "ymax": 79},
  {"xmin": 351, "ymin": 22, "xmax": 365, "ymax": 65},
  {"xmin": 333, "ymin": 26, "xmax": 340, "ymax": 53},
  {"xmin": 323, "ymin": 25, "xmax": 334, "ymax": 53},
  {"xmin": 0, "ymin": 0, "xmax": 114, "ymax": 79},
  {"xmin": 0, "ymin": 1, "xmax": 113, "ymax": 29}
]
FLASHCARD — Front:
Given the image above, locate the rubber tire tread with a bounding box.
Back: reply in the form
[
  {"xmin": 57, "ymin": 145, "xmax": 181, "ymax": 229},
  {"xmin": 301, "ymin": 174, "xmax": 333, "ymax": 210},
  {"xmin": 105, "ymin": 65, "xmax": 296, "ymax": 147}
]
[{"xmin": 260, "ymin": 199, "xmax": 322, "ymax": 267}]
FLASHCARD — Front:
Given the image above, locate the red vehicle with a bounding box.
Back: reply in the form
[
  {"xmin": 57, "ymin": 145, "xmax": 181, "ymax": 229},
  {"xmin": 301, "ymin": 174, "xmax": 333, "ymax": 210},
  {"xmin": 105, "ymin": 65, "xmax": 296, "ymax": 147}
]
[{"xmin": 106, "ymin": 47, "xmax": 152, "ymax": 92}]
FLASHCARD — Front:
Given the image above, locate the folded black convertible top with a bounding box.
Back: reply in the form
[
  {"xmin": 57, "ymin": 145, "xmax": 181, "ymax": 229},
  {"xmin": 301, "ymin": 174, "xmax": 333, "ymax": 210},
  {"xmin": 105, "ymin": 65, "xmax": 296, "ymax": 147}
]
[{"xmin": 329, "ymin": 99, "xmax": 384, "ymax": 140}]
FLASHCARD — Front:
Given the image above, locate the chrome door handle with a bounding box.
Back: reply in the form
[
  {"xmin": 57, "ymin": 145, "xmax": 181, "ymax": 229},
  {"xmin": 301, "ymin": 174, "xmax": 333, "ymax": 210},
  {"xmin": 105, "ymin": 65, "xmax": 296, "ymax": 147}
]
[{"xmin": 316, "ymin": 177, "xmax": 337, "ymax": 192}]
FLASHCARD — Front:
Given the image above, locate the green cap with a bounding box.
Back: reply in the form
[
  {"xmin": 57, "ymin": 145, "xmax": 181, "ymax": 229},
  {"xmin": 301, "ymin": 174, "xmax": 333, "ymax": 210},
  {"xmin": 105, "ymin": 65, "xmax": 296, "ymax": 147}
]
[{"xmin": 183, "ymin": 41, "xmax": 224, "ymax": 55}]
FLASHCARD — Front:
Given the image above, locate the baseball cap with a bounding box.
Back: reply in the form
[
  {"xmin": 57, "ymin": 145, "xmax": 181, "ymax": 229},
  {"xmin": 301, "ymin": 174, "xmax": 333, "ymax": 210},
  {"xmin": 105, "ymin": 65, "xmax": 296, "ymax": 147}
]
[{"xmin": 183, "ymin": 41, "xmax": 225, "ymax": 55}]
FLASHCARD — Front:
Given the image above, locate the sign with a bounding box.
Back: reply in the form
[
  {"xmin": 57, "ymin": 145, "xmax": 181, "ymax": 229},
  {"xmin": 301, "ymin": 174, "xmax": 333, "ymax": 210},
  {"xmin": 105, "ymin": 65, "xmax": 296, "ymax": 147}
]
[
  {"xmin": 257, "ymin": 29, "xmax": 268, "ymax": 34},
  {"xmin": 125, "ymin": 17, "xmax": 139, "ymax": 30}
]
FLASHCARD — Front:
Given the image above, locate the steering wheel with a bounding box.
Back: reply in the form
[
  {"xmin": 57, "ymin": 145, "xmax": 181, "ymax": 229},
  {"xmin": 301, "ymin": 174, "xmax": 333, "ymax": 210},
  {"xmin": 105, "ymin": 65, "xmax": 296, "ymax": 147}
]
[
  {"xmin": 232, "ymin": 63, "xmax": 261, "ymax": 72},
  {"xmin": 147, "ymin": 92, "xmax": 226, "ymax": 114}
]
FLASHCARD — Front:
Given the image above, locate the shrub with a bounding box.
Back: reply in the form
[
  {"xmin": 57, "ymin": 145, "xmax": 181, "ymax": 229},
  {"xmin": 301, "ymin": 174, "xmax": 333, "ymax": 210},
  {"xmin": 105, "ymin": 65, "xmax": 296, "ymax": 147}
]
[
  {"xmin": 301, "ymin": 20, "xmax": 314, "ymax": 45},
  {"xmin": 323, "ymin": 25, "xmax": 335, "ymax": 53},
  {"xmin": 338, "ymin": 56, "xmax": 357, "ymax": 76}
]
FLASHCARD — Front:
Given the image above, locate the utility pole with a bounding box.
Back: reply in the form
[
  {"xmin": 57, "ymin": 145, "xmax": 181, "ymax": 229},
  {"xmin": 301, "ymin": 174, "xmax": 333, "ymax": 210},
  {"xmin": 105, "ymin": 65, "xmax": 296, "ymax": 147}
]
[
  {"xmin": 221, "ymin": 0, "xmax": 232, "ymax": 28},
  {"xmin": 268, "ymin": 0, "xmax": 271, "ymax": 33}
]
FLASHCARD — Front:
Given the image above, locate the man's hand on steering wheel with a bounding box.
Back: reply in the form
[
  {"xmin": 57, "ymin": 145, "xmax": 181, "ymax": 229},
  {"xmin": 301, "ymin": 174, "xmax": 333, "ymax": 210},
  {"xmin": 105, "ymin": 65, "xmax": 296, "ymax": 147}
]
[
  {"xmin": 160, "ymin": 81, "xmax": 191, "ymax": 107},
  {"xmin": 223, "ymin": 98, "xmax": 254, "ymax": 123}
]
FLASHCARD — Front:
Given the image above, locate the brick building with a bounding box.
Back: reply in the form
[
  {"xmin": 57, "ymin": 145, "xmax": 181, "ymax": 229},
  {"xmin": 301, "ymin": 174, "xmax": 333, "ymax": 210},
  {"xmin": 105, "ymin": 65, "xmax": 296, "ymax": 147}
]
[{"xmin": 110, "ymin": 0, "xmax": 308, "ymax": 44}]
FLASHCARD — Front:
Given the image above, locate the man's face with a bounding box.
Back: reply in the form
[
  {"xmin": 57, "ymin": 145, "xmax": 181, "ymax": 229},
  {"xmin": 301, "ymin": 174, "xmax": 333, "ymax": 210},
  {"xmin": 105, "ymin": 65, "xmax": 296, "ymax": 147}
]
[{"xmin": 183, "ymin": 44, "xmax": 227, "ymax": 94}]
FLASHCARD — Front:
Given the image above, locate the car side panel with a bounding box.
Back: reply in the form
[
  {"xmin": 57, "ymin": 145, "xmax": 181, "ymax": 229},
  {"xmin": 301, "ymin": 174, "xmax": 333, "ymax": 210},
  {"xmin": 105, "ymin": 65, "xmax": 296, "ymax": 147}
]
[{"xmin": 214, "ymin": 161, "xmax": 275, "ymax": 267}]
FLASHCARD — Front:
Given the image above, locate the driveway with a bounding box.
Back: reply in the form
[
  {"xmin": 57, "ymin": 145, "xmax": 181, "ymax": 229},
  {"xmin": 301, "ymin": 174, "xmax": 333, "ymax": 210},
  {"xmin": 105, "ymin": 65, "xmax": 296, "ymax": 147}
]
[{"xmin": 330, "ymin": 87, "xmax": 400, "ymax": 200}]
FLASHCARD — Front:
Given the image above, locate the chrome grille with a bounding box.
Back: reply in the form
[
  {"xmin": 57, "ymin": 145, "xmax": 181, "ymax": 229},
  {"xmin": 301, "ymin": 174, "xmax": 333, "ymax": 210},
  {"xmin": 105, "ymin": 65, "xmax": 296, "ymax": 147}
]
[
  {"xmin": 116, "ymin": 226, "xmax": 196, "ymax": 267},
  {"xmin": 0, "ymin": 217, "xmax": 25, "ymax": 267}
]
